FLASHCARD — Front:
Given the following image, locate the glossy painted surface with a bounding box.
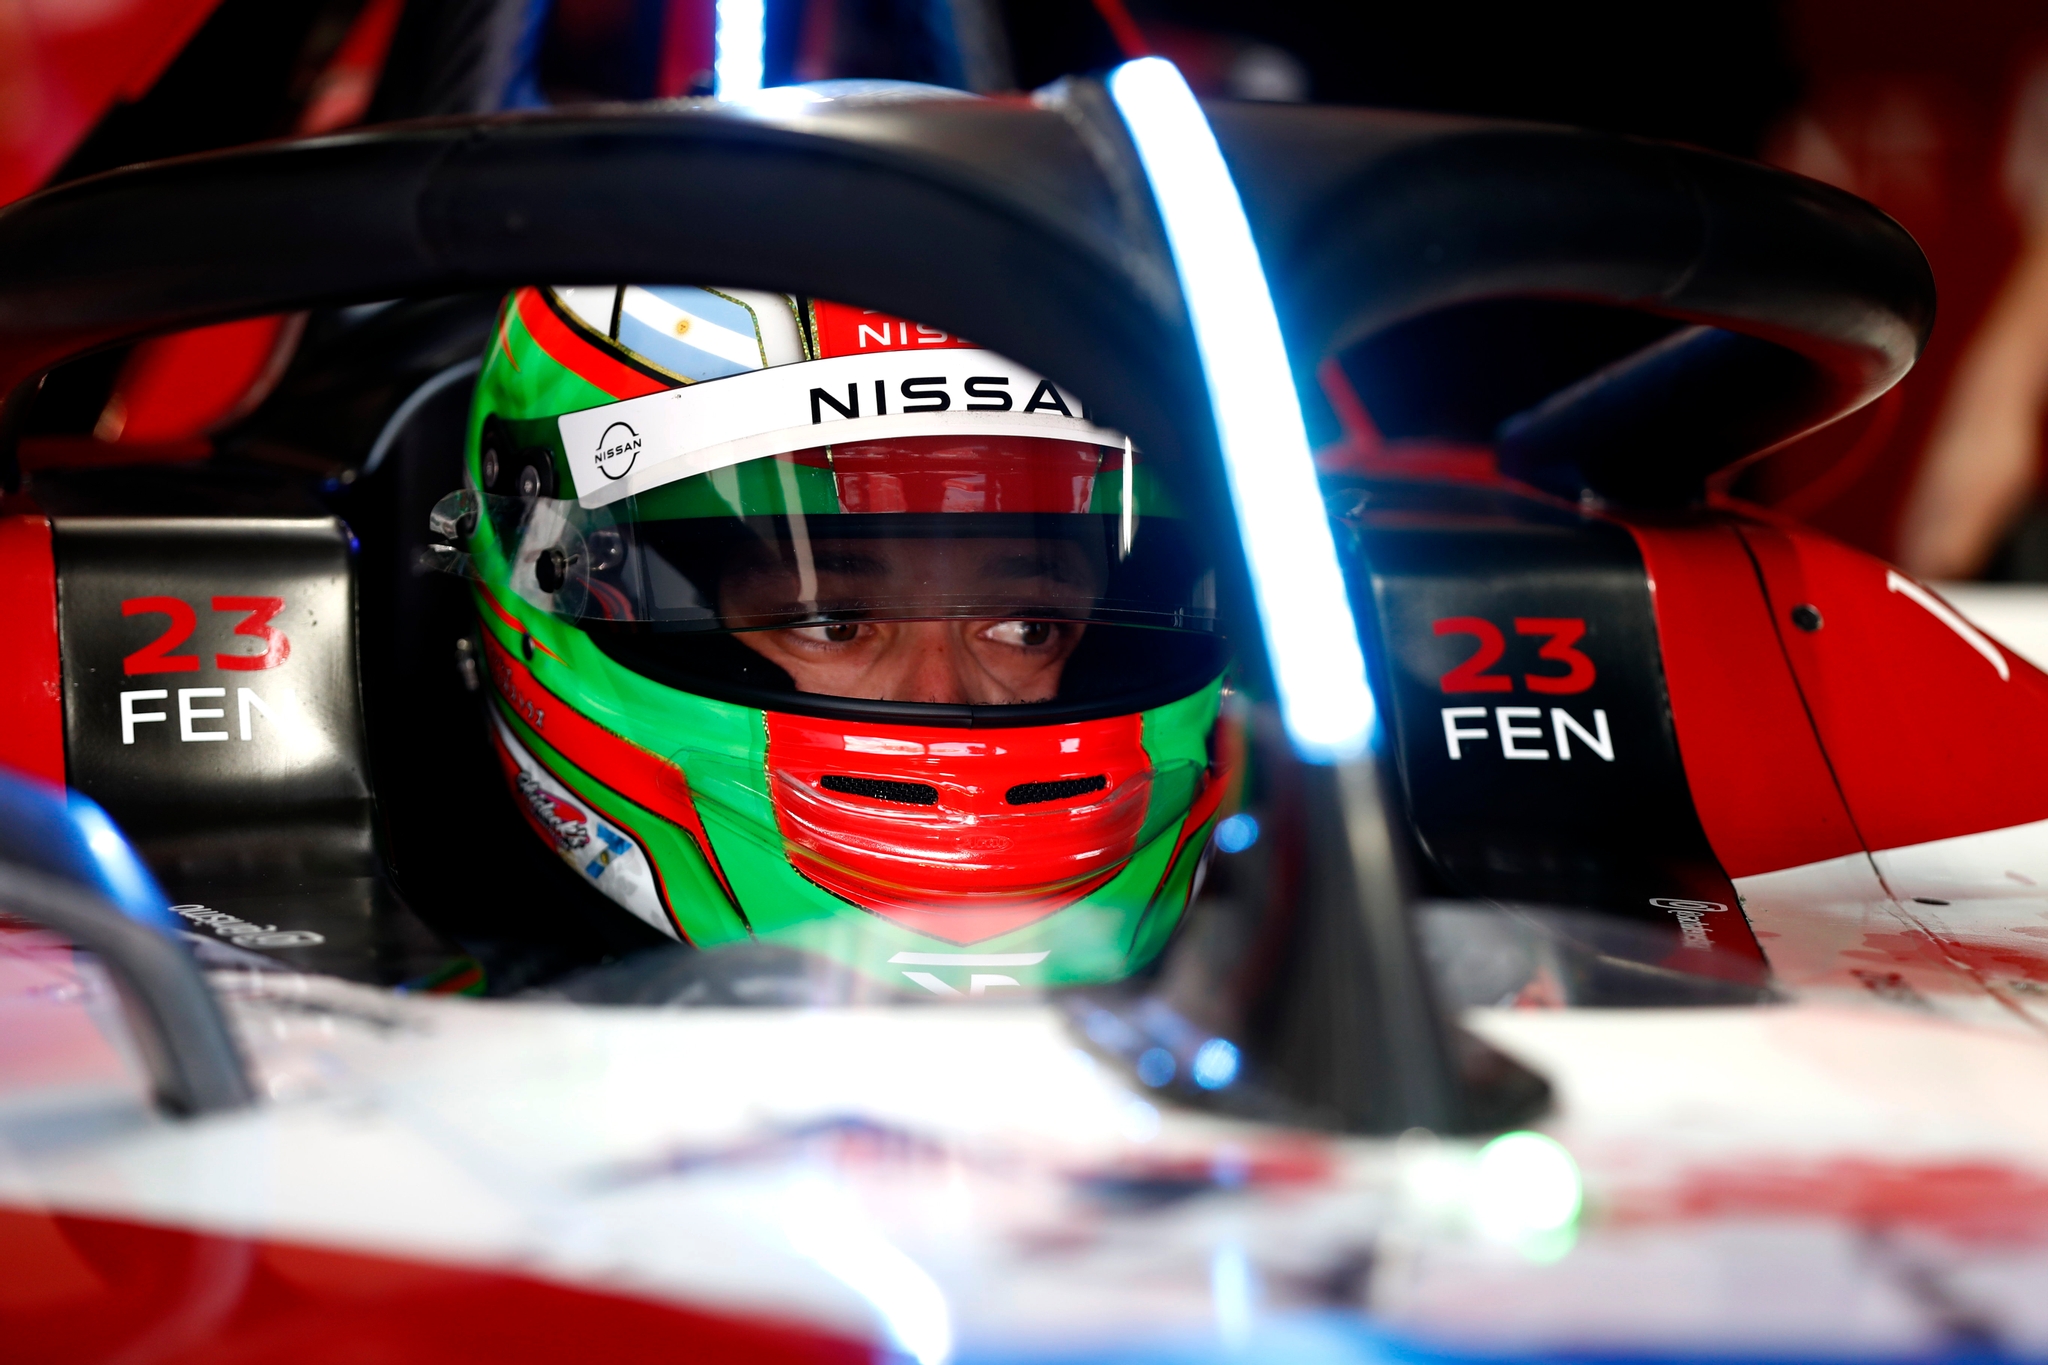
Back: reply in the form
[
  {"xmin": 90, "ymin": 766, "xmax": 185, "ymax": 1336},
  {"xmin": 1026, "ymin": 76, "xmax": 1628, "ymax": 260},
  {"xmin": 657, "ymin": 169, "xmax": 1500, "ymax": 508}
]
[
  {"xmin": 0, "ymin": 0, "xmax": 223, "ymax": 205},
  {"xmin": 99, "ymin": 315, "xmax": 291, "ymax": 446},
  {"xmin": 0, "ymin": 511, "xmax": 62, "ymax": 783},
  {"xmin": 1628, "ymin": 519, "xmax": 1864, "ymax": 880},
  {"xmin": 766, "ymin": 709, "xmax": 1155, "ymax": 938},
  {"xmin": 1740, "ymin": 515, "xmax": 2048, "ymax": 855},
  {"xmin": 2, "ymin": 1205, "xmax": 869, "ymax": 1365}
]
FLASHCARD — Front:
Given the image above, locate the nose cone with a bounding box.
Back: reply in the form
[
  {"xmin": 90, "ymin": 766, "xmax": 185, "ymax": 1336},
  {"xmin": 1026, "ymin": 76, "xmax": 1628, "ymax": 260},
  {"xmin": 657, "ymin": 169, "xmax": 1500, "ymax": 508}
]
[{"xmin": 766, "ymin": 711, "xmax": 1153, "ymax": 944}]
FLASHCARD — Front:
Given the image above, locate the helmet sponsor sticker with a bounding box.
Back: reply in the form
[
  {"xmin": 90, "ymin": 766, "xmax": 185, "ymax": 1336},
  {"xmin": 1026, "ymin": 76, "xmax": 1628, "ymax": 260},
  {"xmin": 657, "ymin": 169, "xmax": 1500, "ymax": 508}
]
[
  {"xmin": 809, "ymin": 298, "xmax": 979, "ymax": 356},
  {"xmin": 615, "ymin": 285, "xmax": 774, "ymax": 380},
  {"xmin": 556, "ymin": 349, "xmax": 1123, "ymax": 508},
  {"xmin": 489, "ymin": 706, "xmax": 676, "ymax": 939},
  {"xmin": 595, "ymin": 421, "xmax": 640, "ymax": 480}
]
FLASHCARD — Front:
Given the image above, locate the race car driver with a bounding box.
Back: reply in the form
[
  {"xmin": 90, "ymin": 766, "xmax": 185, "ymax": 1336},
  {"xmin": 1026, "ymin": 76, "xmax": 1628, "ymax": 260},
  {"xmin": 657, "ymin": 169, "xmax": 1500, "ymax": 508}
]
[{"xmin": 433, "ymin": 283, "xmax": 1233, "ymax": 995}]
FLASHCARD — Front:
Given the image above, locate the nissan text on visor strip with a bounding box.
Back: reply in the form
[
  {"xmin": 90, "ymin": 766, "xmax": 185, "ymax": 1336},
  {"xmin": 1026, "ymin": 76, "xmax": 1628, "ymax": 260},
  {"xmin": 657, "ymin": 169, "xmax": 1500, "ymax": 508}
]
[{"xmin": 555, "ymin": 349, "xmax": 1126, "ymax": 509}]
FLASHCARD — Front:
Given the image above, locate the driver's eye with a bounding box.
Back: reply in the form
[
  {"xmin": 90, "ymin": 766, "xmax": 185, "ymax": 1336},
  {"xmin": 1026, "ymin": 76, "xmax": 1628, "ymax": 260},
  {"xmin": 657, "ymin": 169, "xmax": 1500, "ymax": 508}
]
[
  {"xmin": 786, "ymin": 622, "xmax": 865, "ymax": 644},
  {"xmin": 985, "ymin": 620, "xmax": 1053, "ymax": 647}
]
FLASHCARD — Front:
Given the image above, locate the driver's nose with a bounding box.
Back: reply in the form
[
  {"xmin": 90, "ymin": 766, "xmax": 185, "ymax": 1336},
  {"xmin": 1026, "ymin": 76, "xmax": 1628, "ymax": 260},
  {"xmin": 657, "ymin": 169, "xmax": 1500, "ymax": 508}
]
[{"xmin": 892, "ymin": 621, "xmax": 973, "ymax": 704}]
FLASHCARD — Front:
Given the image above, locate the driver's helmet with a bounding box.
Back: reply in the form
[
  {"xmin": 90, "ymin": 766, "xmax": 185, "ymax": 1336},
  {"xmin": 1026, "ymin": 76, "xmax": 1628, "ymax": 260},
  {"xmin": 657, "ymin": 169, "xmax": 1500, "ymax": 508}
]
[{"xmin": 441, "ymin": 285, "xmax": 1232, "ymax": 993}]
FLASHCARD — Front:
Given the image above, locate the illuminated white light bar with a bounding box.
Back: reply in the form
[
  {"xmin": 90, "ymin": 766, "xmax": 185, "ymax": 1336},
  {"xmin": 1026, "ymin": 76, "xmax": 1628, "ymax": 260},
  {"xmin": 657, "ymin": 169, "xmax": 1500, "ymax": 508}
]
[
  {"xmin": 714, "ymin": 0, "xmax": 765, "ymax": 101},
  {"xmin": 1106, "ymin": 58, "xmax": 1375, "ymax": 762}
]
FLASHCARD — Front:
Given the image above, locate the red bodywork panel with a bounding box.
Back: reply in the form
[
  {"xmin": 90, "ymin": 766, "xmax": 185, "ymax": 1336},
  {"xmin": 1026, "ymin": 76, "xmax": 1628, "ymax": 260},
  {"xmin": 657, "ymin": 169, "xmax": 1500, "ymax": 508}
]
[
  {"xmin": 0, "ymin": 513, "xmax": 63, "ymax": 783},
  {"xmin": 98, "ymin": 315, "xmax": 292, "ymax": 445},
  {"xmin": 0, "ymin": 1206, "xmax": 866, "ymax": 1365},
  {"xmin": 2, "ymin": 0, "xmax": 400, "ymax": 210},
  {"xmin": 1738, "ymin": 516, "xmax": 2048, "ymax": 854},
  {"xmin": 1628, "ymin": 520, "xmax": 1862, "ymax": 879},
  {"xmin": 1631, "ymin": 505, "xmax": 2048, "ymax": 877},
  {"xmin": 0, "ymin": 0, "xmax": 224, "ymax": 206}
]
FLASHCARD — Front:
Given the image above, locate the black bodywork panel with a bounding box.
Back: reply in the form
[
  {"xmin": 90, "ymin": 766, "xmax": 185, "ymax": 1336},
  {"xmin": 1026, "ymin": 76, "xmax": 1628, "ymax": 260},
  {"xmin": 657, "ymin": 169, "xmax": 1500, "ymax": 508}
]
[
  {"xmin": 49, "ymin": 510, "xmax": 459, "ymax": 985},
  {"xmin": 1344, "ymin": 479, "xmax": 1764, "ymax": 980}
]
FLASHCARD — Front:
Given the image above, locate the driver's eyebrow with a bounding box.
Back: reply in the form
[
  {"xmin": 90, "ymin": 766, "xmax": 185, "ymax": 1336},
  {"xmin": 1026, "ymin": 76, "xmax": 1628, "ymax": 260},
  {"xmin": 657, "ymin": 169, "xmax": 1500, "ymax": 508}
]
[
  {"xmin": 978, "ymin": 551, "xmax": 1085, "ymax": 582},
  {"xmin": 810, "ymin": 549, "xmax": 890, "ymax": 576}
]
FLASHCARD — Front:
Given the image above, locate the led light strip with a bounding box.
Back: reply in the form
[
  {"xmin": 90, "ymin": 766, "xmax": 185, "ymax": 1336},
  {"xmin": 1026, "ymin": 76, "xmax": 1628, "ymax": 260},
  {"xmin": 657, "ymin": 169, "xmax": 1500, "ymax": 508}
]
[
  {"xmin": 1106, "ymin": 58, "xmax": 1376, "ymax": 762},
  {"xmin": 714, "ymin": 0, "xmax": 765, "ymax": 101}
]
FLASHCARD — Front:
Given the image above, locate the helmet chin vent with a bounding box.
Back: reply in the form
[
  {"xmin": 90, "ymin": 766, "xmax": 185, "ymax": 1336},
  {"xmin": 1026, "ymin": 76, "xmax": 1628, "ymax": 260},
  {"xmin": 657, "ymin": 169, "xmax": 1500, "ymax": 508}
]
[
  {"xmin": 1006, "ymin": 776, "xmax": 1109, "ymax": 806},
  {"xmin": 819, "ymin": 774, "xmax": 939, "ymax": 805}
]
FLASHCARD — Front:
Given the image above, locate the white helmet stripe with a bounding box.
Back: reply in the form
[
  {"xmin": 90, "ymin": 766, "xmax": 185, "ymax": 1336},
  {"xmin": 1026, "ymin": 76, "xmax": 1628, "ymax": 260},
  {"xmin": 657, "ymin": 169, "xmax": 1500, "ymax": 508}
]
[{"xmin": 556, "ymin": 348, "xmax": 1123, "ymax": 507}]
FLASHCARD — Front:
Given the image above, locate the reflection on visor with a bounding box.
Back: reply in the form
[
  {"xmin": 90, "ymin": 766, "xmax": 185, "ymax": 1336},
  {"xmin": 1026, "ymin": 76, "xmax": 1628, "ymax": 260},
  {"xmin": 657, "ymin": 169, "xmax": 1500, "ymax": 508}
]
[
  {"xmin": 431, "ymin": 434, "xmax": 1222, "ymax": 713},
  {"xmin": 432, "ymin": 437, "xmax": 1215, "ymax": 633},
  {"xmin": 431, "ymin": 496, "xmax": 1215, "ymax": 632}
]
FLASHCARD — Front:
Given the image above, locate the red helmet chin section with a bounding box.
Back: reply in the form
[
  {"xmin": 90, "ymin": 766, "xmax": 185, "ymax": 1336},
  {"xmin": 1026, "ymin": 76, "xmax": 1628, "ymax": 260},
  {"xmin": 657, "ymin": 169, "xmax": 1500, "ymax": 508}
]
[{"xmin": 766, "ymin": 710, "xmax": 1152, "ymax": 944}]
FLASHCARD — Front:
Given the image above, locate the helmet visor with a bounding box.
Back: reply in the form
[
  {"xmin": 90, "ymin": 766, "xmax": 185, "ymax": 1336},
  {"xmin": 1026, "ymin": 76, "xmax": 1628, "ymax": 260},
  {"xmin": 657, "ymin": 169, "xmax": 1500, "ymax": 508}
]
[
  {"xmin": 454, "ymin": 434, "xmax": 1210, "ymax": 627},
  {"xmin": 435, "ymin": 432, "xmax": 1221, "ymax": 712}
]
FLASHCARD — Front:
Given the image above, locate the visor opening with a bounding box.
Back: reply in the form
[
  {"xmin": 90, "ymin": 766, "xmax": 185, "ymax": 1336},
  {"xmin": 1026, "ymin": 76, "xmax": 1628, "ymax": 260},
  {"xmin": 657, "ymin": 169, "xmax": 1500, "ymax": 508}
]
[{"xmin": 820, "ymin": 775, "xmax": 940, "ymax": 805}]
